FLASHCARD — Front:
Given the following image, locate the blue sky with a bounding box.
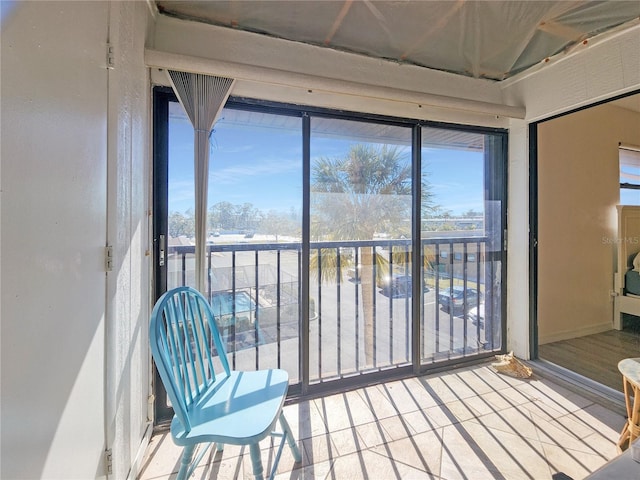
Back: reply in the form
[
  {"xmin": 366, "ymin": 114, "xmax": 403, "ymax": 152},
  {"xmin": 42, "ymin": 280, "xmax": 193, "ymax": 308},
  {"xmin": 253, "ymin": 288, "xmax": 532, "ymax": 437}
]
[{"xmin": 168, "ymin": 107, "xmax": 485, "ymax": 216}]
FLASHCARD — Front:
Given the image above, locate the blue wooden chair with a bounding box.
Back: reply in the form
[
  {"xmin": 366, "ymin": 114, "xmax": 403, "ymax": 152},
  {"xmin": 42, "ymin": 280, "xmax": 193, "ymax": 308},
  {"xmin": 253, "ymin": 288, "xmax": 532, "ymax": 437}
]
[{"xmin": 150, "ymin": 286, "xmax": 302, "ymax": 480}]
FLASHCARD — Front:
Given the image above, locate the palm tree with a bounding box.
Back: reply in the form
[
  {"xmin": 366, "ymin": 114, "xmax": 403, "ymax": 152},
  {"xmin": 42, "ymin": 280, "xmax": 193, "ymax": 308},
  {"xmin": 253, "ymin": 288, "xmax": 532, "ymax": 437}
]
[{"xmin": 311, "ymin": 144, "xmax": 426, "ymax": 365}]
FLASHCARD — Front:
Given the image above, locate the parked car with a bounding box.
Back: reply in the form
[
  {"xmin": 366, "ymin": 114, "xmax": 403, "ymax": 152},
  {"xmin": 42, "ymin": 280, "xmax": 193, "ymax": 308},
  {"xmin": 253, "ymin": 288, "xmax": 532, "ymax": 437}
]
[
  {"xmin": 380, "ymin": 274, "xmax": 430, "ymax": 297},
  {"xmin": 438, "ymin": 286, "xmax": 481, "ymax": 313},
  {"xmin": 381, "ymin": 274, "xmax": 411, "ymax": 297},
  {"xmin": 469, "ymin": 303, "xmax": 484, "ymax": 325},
  {"xmin": 346, "ymin": 265, "xmax": 362, "ymax": 283}
]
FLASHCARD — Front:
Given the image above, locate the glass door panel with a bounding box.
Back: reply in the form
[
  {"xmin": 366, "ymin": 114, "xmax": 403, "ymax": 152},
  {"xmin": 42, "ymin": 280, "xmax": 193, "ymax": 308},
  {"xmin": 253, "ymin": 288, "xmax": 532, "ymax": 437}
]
[
  {"xmin": 167, "ymin": 105, "xmax": 303, "ymax": 383},
  {"xmin": 420, "ymin": 127, "xmax": 504, "ymax": 363},
  {"xmin": 167, "ymin": 101, "xmax": 195, "ymax": 290},
  {"xmin": 309, "ymin": 117, "xmax": 413, "ymax": 383}
]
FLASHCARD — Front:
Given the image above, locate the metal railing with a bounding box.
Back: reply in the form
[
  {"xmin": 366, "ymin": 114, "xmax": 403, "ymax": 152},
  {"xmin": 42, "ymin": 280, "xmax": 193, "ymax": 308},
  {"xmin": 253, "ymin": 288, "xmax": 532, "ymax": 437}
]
[{"xmin": 167, "ymin": 235, "xmax": 501, "ymax": 386}]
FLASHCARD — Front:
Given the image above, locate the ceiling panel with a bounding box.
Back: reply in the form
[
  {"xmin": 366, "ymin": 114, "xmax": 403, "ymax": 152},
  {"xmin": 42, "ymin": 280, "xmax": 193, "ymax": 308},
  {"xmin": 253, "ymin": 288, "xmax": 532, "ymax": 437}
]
[{"xmin": 156, "ymin": 0, "xmax": 640, "ymax": 81}]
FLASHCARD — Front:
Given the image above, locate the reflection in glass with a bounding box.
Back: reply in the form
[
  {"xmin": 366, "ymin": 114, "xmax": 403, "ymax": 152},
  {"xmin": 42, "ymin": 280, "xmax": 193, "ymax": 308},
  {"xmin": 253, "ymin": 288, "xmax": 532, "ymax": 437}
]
[
  {"xmin": 167, "ymin": 105, "xmax": 303, "ymax": 381},
  {"xmin": 421, "ymin": 127, "xmax": 502, "ymax": 363},
  {"xmin": 310, "ymin": 117, "xmax": 413, "ymax": 380}
]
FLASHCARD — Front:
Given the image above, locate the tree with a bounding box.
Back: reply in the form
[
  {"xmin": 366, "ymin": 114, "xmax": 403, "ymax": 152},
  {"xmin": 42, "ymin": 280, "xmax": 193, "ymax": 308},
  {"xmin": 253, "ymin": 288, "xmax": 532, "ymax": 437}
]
[
  {"xmin": 261, "ymin": 209, "xmax": 301, "ymax": 240},
  {"xmin": 208, "ymin": 201, "xmax": 236, "ymax": 232},
  {"xmin": 207, "ymin": 201, "xmax": 263, "ymax": 233},
  {"xmin": 168, "ymin": 210, "xmax": 195, "ymax": 238},
  {"xmin": 463, "ymin": 208, "xmax": 482, "ymax": 218},
  {"xmin": 311, "ymin": 144, "xmax": 425, "ymax": 365}
]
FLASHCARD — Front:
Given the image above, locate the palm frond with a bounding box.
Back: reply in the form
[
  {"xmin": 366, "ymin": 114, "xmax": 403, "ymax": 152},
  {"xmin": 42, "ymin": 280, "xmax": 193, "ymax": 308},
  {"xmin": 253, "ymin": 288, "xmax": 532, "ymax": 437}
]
[{"xmin": 309, "ymin": 248, "xmax": 353, "ymax": 285}]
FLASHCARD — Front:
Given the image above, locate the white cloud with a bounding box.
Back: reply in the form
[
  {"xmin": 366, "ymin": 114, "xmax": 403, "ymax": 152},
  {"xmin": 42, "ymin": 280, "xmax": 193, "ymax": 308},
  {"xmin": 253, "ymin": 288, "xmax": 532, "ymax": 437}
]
[{"xmin": 211, "ymin": 157, "xmax": 301, "ymax": 184}]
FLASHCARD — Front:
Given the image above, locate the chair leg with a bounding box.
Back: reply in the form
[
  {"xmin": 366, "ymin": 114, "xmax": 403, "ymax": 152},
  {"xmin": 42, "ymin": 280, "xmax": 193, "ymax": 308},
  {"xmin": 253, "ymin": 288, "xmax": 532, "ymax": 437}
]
[
  {"xmin": 279, "ymin": 412, "xmax": 302, "ymax": 463},
  {"xmin": 249, "ymin": 443, "xmax": 264, "ymax": 480},
  {"xmin": 176, "ymin": 445, "xmax": 196, "ymax": 480}
]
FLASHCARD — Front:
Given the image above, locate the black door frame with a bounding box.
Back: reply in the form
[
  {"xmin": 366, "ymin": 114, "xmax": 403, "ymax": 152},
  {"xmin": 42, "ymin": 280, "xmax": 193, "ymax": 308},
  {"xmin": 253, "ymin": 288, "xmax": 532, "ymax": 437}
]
[
  {"xmin": 528, "ymin": 88, "xmax": 640, "ymax": 360},
  {"xmin": 151, "ymin": 86, "xmax": 509, "ymax": 424}
]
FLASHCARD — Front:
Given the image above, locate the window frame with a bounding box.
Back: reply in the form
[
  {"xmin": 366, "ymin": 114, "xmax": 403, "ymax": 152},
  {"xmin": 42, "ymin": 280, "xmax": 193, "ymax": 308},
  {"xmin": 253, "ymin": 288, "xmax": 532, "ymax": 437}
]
[{"xmin": 620, "ymin": 145, "xmax": 640, "ymax": 204}]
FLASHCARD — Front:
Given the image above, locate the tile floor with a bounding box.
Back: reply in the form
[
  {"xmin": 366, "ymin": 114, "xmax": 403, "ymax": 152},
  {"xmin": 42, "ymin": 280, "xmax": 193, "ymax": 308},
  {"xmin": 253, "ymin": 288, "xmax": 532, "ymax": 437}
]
[{"xmin": 138, "ymin": 362, "xmax": 626, "ymax": 480}]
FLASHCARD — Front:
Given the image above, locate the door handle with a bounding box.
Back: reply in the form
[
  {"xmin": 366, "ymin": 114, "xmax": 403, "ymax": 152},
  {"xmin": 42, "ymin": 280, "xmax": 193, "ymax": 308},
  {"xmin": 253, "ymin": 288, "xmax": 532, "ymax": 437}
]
[{"xmin": 159, "ymin": 234, "xmax": 166, "ymax": 267}]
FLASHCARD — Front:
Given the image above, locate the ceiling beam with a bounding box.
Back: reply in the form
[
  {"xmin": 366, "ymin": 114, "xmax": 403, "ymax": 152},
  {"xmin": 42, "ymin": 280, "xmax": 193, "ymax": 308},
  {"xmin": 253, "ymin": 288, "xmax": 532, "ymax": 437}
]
[{"xmin": 146, "ymin": 48, "xmax": 526, "ymax": 119}]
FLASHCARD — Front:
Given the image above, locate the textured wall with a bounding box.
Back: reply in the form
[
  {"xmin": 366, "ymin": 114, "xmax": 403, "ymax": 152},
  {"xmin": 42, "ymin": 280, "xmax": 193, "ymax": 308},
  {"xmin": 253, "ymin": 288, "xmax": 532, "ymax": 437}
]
[
  {"xmin": 502, "ymin": 23, "xmax": 640, "ymax": 122},
  {"xmin": 1, "ymin": 2, "xmax": 109, "ymax": 478},
  {"xmin": 506, "ymin": 118, "xmax": 530, "ymax": 357},
  {"xmin": 105, "ymin": 2, "xmax": 154, "ymax": 479},
  {"xmin": 1, "ymin": 1, "xmax": 154, "ymax": 478}
]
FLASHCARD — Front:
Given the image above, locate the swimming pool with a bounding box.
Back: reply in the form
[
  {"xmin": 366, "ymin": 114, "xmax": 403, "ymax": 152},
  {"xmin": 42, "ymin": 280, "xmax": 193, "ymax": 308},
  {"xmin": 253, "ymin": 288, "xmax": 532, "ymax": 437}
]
[{"xmin": 210, "ymin": 291, "xmax": 256, "ymax": 326}]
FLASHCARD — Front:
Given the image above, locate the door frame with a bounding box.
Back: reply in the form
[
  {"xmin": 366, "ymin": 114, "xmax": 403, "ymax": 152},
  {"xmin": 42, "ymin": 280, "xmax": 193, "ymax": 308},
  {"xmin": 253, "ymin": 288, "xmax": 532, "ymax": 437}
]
[
  {"xmin": 528, "ymin": 88, "xmax": 640, "ymax": 360},
  {"xmin": 151, "ymin": 86, "xmax": 509, "ymax": 423}
]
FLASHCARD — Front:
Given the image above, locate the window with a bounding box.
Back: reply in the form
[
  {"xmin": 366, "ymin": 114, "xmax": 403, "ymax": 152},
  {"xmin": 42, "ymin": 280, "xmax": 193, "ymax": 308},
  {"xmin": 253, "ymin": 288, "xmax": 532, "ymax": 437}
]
[{"xmin": 620, "ymin": 144, "xmax": 640, "ymax": 205}]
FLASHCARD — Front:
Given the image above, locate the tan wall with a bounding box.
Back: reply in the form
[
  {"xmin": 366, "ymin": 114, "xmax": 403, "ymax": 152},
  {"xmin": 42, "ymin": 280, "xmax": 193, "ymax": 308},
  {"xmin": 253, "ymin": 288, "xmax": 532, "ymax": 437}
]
[{"xmin": 538, "ymin": 103, "xmax": 640, "ymax": 344}]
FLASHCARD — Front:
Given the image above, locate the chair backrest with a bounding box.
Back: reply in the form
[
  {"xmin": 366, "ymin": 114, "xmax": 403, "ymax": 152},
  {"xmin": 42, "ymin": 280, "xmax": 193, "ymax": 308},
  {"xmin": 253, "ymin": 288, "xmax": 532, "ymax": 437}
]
[{"xmin": 150, "ymin": 286, "xmax": 231, "ymax": 432}]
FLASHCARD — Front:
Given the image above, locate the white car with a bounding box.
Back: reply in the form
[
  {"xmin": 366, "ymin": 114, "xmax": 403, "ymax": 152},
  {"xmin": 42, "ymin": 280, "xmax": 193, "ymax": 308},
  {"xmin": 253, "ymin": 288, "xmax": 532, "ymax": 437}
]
[{"xmin": 469, "ymin": 303, "xmax": 484, "ymax": 326}]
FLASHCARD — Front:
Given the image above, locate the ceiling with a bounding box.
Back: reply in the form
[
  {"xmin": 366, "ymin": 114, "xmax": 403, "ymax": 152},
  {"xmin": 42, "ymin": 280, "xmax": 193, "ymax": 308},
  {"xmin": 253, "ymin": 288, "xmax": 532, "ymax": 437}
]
[{"xmin": 155, "ymin": 0, "xmax": 639, "ymax": 82}]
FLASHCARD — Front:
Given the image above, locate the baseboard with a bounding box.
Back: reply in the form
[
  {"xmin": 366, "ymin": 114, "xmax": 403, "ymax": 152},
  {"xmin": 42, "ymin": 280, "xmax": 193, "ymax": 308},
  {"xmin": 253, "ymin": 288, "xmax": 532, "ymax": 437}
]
[{"xmin": 538, "ymin": 322, "xmax": 612, "ymax": 345}]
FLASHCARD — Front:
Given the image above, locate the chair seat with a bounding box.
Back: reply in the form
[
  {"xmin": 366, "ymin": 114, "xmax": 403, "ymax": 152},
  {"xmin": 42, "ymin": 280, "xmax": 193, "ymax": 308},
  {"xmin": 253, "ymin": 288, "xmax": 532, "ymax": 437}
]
[{"xmin": 171, "ymin": 369, "xmax": 290, "ymax": 446}]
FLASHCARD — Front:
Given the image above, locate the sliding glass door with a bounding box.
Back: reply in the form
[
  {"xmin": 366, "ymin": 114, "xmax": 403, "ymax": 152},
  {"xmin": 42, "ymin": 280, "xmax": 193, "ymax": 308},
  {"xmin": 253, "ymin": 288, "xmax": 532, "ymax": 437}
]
[{"xmin": 153, "ymin": 87, "xmax": 507, "ymax": 419}]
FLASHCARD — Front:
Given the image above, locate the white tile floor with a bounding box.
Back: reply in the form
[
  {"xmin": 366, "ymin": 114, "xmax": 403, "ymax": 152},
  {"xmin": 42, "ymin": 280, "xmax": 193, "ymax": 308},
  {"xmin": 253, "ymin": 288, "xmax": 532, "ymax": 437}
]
[{"xmin": 138, "ymin": 362, "xmax": 626, "ymax": 480}]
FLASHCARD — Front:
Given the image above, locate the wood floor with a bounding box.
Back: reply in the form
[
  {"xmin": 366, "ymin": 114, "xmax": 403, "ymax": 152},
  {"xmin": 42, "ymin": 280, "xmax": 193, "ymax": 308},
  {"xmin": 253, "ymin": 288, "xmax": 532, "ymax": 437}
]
[{"xmin": 538, "ymin": 328, "xmax": 640, "ymax": 393}]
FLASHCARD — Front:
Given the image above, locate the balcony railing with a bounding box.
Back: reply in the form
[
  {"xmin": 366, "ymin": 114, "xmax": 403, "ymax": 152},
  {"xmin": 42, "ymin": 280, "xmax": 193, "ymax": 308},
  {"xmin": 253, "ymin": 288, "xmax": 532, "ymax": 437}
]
[{"xmin": 167, "ymin": 235, "xmax": 501, "ymax": 387}]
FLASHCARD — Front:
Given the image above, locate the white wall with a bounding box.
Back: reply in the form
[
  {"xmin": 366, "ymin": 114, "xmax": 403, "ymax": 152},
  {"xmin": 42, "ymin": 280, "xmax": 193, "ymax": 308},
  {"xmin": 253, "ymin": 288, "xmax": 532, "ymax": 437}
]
[
  {"xmin": 1, "ymin": 1, "xmax": 153, "ymax": 479},
  {"xmin": 105, "ymin": 2, "xmax": 154, "ymax": 479},
  {"xmin": 506, "ymin": 118, "xmax": 530, "ymax": 357},
  {"xmin": 1, "ymin": 2, "xmax": 109, "ymax": 478}
]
